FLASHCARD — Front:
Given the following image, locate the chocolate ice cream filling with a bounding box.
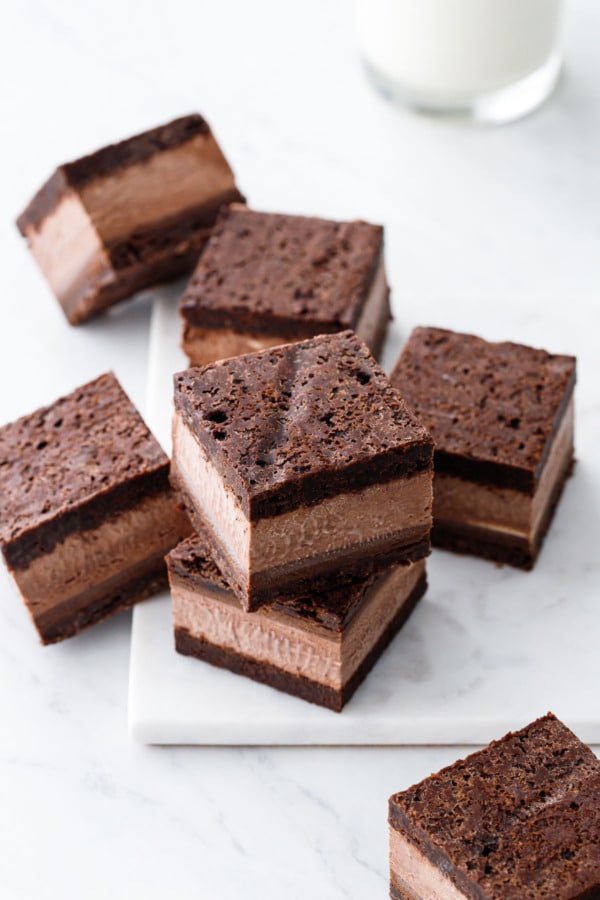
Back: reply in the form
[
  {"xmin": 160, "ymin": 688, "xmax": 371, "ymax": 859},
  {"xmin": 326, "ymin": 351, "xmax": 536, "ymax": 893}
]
[
  {"xmin": 172, "ymin": 560, "xmax": 425, "ymax": 689},
  {"xmin": 11, "ymin": 491, "xmax": 189, "ymax": 621},
  {"xmin": 390, "ymin": 827, "xmax": 467, "ymax": 899},
  {"xmin": 173, "ymin": 412, "xmax": 432, "ymax": 586}
]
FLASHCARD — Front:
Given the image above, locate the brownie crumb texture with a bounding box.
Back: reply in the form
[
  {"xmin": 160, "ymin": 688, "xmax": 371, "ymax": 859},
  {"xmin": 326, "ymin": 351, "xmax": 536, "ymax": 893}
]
[
  {"xmin": 0, "ymin": 372, "xmax": 167, "ymax": 546},
  {"xmin": 390, "ymin": 713, "xmax": 600, "ymax": 899},
  {"xmin": 174, "ymin": 331, "xmax": 432, "ymax": 509},
  {"xmin": 392, "ymin": 327, "xmax": 575, "ymax": 480},
  {"xmin": 180, "ymin": 207, "xmax": 383, "ymax": 329}
]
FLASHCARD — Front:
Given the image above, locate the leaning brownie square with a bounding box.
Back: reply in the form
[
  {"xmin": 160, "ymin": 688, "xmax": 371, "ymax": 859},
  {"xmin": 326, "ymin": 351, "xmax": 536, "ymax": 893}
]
[{"xmin": 17, "ymin": 115, "xmax": 244, "ymax": 325}]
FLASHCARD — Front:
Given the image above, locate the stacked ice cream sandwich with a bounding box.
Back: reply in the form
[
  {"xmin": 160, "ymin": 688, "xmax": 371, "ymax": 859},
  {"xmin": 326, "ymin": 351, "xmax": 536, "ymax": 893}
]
[{"xmin": 168, "ymin": 330, "xmax": 434, "ymax": 711}]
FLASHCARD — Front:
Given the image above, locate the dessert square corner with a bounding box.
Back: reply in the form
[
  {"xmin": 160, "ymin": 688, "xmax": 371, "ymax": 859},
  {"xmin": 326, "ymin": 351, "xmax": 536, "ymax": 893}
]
[{"xmin": 388, "ymin": 713, "xmax": 600, "ymax": 899}]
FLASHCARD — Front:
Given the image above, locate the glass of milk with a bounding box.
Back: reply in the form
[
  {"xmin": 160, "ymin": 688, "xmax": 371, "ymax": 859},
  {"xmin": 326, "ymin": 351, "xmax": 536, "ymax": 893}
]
[{"xmin": 355, "ymin": 0, "xmax": 563, "ymax": 123}]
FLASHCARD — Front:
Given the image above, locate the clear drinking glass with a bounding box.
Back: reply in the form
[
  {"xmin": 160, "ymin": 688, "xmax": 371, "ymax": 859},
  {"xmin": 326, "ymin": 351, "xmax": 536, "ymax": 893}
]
[{"xmin": 355, "ymin": 0, "xmax": 564, "ymax": 123}]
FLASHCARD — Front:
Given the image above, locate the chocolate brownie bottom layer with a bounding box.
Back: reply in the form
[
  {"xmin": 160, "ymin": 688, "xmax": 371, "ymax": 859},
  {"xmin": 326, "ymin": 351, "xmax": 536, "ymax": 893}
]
[
  {"xmin": 105, "ymin": 193, "xmax": 243, "ymax": 271},
  {"xmin": 35, "ymin": 552, "xmax": 169, "ymax": 644},
  {"xmin": 174, "ymin": 572, "xmax": 426, "ymax": 712},
  {"xmin": 433, "ymin": 457, "xmax": 574, "ymax": 570},
  {"xmin": 390, "ymin": 859, "xmax": 600, "ymax": 900}
]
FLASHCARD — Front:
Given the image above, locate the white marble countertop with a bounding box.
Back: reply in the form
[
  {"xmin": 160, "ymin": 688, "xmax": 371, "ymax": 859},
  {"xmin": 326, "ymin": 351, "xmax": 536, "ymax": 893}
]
[{"xmin": 1, "ymin": 1, "xmax": 599, "ymax": 897}]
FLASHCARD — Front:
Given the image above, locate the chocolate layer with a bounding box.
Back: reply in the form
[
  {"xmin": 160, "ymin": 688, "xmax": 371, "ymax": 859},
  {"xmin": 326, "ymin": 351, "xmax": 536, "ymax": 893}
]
[
  {"xmin": 171, "ymin": 422, "xmax": 431, "ymax": 609},
  {"xmin": 10, "ymin": 487, "xmax": 190, "ymax": 644},
  {"xmin": 180, "ymin": 206, "xmax": 386, "ymax": 335},
  {"xmin": 180, "ymin": 251, "xmax": 391, "ymax": 365},
  {"xmin": 0, "ymin": 373, "xmax": 170, "ymax": 569},
  {"xmin": 57, "ymin": 217, "xmax": 216, "ymax": 325},
  {"xmin": 173, "ymin": 331, "xmax": 433, "ymax": 521},
  {"xmin": 169, "ymin": 533, "xmax": 426, "ymax": 711},
  {"xmin": 175, "ymin": 576, "xmax": 425, "ymax": 712},
  {"xmin": 0, "ymin": 372, "xmax": 192, "ymax": 641},
  {"xmin": 17, "ymin": 115, "xmax": 211, "ymax": 229},
  {"xmin": 433, "ymin": 456, "xmax": 575, "ymax": 569},
  {"xmin": 13, "ymin": 490, "xmax": 189, "ymax": 618},
  {"xmin": 174, "ymin": 461, "xmax": 429, "ymax": 607},
  {"xmin": 389, "ymin": 714, "xmax": 600, "ymax": 899},
  {"xmin": 432, "ymin": 395, "xmax": 575, "ymax": 568},
  {"xmin": 17, "ymin": 114, "xmax": 244, "ymax": 324},
  {"xmin": 391, "ymin": 326, "xmax": 576, "ymax": 493},
  {"xmin": 35, "ymin": 554, "xmax": 167, "ymax": 645}
]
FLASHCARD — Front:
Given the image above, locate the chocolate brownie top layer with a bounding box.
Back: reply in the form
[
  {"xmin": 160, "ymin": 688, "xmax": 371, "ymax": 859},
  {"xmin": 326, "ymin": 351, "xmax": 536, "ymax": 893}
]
[
  {"xmin": 391, "ymin": 327, "xmax": 576, "ymax": 493},
  {"xmin": 390, "ymin": 713, "xmax": 600, "ymax": 900},
  {"xmin": 169, "ymin": 532, "xmax": 389, "ymax": 631},
  {"xmin": 17, "ymin": 115, "xmax": 210, "ymax": 233},
  {"xmin": 174, "ymin": 331, "xmax": 433, "ymax": 519},
  {"xmin": 179, "ymin": 206, "xmax": 384, "ymax": 335},
  {"xmin": 0, "ymin": 372, "xmax": 168, "ymax": 566}
]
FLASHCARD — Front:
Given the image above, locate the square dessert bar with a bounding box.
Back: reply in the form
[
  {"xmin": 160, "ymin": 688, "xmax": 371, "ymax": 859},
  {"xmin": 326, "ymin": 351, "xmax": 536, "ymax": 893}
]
[
  {"xmin": 17, "ymin": 114, "xmax": 244, "ymax": 325},
  {"xmin": 391, "ymin": 327, "xmax": 576, "ymax": 569},
  {"xmin": 179, "ymin": 206, "xmax": 391, "ymax": 365},
  {"xmin": 388, "ymin": 713, "xmax": 600, "ymax": 899},
  {"xmin": 171, "ymin": 331, "xmax": 433, "ymax": 611},
  {"xmin": 168, "ymin": 533, "xmax": 427, "ymax": 711},
  {"xmin": 0, "ymin": 373, "xmax": 191, "ymax": 644}
]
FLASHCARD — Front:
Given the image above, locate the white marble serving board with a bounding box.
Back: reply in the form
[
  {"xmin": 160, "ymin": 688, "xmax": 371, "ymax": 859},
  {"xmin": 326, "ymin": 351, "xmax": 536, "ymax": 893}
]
[{"xmin": 128, "ymin": 293, "xmax": 600, "ymax": 745}]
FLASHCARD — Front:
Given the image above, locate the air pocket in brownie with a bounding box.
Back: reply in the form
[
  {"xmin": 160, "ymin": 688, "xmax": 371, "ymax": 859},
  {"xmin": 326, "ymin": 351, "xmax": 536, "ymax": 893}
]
[
  {"xmin": 171, "ymin": 330, "xmax": 433, "ymax": 611},
  {"xmin": 391, "ymin": 327, "xmax": 576, "ymax": 569},
  {"xmin": 388, "ymin": 713, "xmax": 600, "ymax": 899},
  {"xmin": 0, "ymin": 373, "xmax": 191, "ymax": 643},
  {"xmin": 17, "ymin": 115, "xmax": 244, "ymax": 325},
  {"xmin": 179, "ymin": 206, "xmax": 391, "ymax": 365},
  {"xmin": 168, "ymin": 532, "xmax": 427, "ymax": 712}
]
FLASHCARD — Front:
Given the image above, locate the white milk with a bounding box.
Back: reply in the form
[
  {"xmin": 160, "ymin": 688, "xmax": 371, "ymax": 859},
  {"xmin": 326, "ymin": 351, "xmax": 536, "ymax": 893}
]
[{"xmin": 355, "ymin": 0, "xmax": 562, "ymax": 110}]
